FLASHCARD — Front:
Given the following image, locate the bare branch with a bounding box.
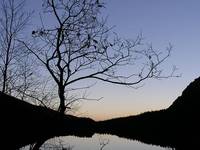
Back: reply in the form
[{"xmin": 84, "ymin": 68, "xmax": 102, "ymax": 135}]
[{"xmin": 27, "ymin": 0, "xmax": 177, "ymax": 113}]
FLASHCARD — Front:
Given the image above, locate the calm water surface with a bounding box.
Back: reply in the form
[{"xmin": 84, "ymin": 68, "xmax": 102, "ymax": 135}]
[{"xmin": 41, "ymin": 134, "xmax": 174, "ymax": 150}]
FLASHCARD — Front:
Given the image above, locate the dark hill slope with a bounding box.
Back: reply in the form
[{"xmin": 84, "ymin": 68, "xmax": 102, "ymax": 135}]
[
  {"xmin": 168, "ymin": 76, "xmax": 200, "ymax": 114},
  {"xmin": 1, "ymin": 76, "xmax": 200, "ymax": 149},
  {"xmin": 96, "ymin": 77, "xmax": 200, "ymax": 149},
  {"xmin": 0, "ymin": 92, "xmax": 95, "ymax": 149}
]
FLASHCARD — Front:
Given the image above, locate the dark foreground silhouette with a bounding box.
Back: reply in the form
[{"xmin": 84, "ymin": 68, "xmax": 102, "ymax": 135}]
[
  {"xmin": 0, "ymin": 92, "xmax": 95, "ymax": 149},
  {"xmin": 1, "ymin": 77, "xmax": 200, "ymax": 149}
]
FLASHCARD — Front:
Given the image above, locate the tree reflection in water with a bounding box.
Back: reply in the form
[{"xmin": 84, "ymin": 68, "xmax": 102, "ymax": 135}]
[{"xmin": 20, "ymin": 134, "xmax": 174, "ymax": 150}]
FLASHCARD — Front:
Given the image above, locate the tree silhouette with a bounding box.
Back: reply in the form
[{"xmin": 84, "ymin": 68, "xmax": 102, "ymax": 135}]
[
  {"xmin": 21, "ymin": 0, "xmax": 176, "ymax": 114},
  {"xmin": 0, "ymin": 0, "xmax": 35, "ymax": 98}
]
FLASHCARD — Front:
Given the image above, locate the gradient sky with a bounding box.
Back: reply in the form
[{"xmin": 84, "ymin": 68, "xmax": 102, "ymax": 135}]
[{"xmin": 26, "ymin": 0, "xmax": 200, "ymax": 120}]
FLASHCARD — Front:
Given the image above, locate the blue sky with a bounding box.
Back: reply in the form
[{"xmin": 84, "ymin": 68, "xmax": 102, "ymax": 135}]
[
  {"xmin": 25, "ymin": 0, "xmax": 200, "ymax": 120},
  {"xmin": 80, "ymin": 0, "xmax": 200, "ymax": 120}
]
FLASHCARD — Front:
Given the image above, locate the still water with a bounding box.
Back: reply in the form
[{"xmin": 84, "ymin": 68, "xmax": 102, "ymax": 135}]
[{"xmin": 39, "ymin": 134, "xmax": 173, "ymax": 150}]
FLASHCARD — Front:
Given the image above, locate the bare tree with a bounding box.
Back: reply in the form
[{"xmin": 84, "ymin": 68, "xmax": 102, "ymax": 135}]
[
  {"xmin": 0, "ymin": 0, "xmax": 51, "ymax": 106},
  {"xmin": 0, "ymin": 0, "xmax": 34, "ymax": 97},
  {"xmin": 21, "ymin": 0, "xmax": 176, "ymax": 114}
]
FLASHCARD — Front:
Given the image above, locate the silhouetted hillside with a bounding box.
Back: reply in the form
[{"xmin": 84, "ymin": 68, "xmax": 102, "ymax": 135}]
[
  {"xmin": 168, "ymin": 77, "xmax": 200, "ymax": 114},
  {"xmin": 1, "ymin": 76, "xmax": 200, "ymax": 149},
  {"xmin": 96, "ymin": 77, "xmax": 200, "ymax": 149},
  {"xmin": 0, "ymin": 92, "xmax": 95, "ymax": 149}
]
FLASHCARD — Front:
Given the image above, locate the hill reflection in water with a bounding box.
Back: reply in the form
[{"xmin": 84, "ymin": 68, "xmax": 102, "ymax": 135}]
[{"xmin": 39, "ymin": 134, "xmax": 172, "ymax": 150}]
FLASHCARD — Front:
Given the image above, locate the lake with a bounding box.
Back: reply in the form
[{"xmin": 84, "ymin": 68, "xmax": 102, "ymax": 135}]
[{"xmin": 37, "ymin": 134, "xmax": 174, "ymax": 150}]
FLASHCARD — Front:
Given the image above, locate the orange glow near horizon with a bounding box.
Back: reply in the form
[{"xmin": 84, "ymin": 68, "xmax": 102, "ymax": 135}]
[
  {"xmin": 77, "ymin": 77, "xmax": 182, "ymax": 121},
  {"xmin": 78, "ymin": 92, "xmax": 174, "ymax": 121},
  {"xmin": 84, "ymin": 106, "xmax": 167, "ymax": 121}
]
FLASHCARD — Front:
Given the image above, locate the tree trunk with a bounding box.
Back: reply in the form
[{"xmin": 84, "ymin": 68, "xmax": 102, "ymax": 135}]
[
  {"xmin": 2, "ymin": 33, "xmax": 12, "ymax": 93},
  {"xmin": 2, "ymin": 70, "xmax": 7, "ymax": 93},
  {"xmin": 58, "ymin": 86, "xmax": 66, "ymax": 114}
]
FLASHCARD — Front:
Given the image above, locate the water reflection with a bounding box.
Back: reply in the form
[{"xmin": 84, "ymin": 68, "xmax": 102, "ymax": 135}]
[{"xmin": 40, "ymin": 134, "xmax": 174, "ymax": 150}]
